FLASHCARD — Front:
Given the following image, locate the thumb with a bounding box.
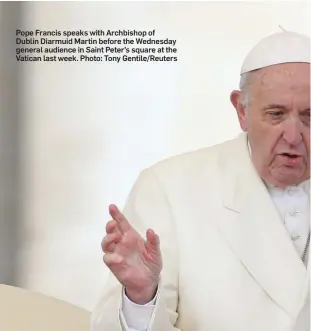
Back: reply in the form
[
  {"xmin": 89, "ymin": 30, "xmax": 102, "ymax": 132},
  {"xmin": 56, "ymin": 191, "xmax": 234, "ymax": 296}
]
[{"xmin": 146, "ymin": 229, "xmax": 160, "ymax": 250}]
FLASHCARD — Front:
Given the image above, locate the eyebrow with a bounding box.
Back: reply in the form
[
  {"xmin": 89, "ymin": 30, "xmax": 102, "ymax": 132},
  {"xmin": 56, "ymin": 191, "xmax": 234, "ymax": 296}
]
[
  {"xmin": 262, "ymin": 105, "xmax": 310, "ymax": 112},
  {"xmin": 262, "ymin": 104, "xmax": 287, "ymax": 110}
]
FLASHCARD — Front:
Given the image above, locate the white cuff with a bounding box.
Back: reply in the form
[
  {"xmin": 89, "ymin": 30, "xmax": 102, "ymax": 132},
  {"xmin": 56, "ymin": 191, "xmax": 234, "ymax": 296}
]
[{"xmin": 120, "ymin": 287, "xmax": 157, "ymax": 331}]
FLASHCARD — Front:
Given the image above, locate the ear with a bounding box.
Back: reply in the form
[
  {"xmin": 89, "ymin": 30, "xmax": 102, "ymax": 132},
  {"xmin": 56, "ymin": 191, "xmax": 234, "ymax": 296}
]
[{"xmin": 230, "ymin": 90, "xmax": 247, "ymax": 132}]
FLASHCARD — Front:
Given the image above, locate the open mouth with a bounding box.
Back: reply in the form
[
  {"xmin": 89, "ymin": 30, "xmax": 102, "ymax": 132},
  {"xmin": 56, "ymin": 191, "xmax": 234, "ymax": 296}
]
[{"xmin": 281, "ymin": 153, "xmax": 301, "ymax": 159}]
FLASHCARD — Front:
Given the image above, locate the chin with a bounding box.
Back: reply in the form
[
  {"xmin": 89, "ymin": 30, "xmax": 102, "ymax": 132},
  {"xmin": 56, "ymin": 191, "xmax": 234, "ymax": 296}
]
[{"xmin": 271, "ymin": 170, "xmax": 306, "ymax": 187}]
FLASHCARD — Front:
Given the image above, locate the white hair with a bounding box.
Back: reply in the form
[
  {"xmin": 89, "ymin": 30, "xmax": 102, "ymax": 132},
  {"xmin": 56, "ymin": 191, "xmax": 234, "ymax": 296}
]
[{"xmin": 239, "ymin": 72, "xmax": 252, "ymax": 108}]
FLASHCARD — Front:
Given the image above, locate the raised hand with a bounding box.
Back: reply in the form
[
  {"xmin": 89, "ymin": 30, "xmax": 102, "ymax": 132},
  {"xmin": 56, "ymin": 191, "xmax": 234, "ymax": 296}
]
[{"xmin": 101, "ymin": 204, "xmax": 163, "ymax": 304}]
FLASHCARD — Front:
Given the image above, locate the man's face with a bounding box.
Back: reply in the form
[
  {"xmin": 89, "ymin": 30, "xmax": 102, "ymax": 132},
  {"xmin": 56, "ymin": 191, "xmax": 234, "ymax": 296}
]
[{"xmin": 232, "ymin": 62, "xmax": 310, "ymax": 188}]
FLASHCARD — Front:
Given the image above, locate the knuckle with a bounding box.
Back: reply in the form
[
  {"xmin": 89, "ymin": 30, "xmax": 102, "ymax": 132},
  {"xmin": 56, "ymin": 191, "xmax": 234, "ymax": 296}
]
[{"xmin": 103, "ymin": 253, "xmax": 118, "ymax": 267}]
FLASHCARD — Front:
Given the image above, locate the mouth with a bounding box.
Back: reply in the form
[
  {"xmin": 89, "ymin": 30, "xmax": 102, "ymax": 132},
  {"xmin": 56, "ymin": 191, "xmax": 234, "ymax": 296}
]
[
  {"xmin": 280, "ymin": 153, "xmax": 301, "ymax": 159},
  {"xmin": 279, "ymin": 153, "xmax": 303, "ymax": 165}
]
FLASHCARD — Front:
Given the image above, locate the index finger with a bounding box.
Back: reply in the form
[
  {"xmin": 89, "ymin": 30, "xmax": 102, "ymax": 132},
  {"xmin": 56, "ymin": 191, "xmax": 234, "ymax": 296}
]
[{"xmin": 108, "ymin": 204, "xmax": 130, "ymax": 233}]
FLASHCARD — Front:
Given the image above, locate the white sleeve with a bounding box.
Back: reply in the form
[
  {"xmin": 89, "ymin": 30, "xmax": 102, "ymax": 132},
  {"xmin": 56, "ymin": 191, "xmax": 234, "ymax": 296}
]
[{"xmin": 119, "ymin": 287, "xmax": 157, "ymax": 331}]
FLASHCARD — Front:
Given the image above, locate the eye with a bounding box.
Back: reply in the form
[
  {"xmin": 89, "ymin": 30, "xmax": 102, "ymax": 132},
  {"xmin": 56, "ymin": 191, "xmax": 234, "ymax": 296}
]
[
  {"xmin": 301, "ymin": 109, "xmax": 310, "ymax": 126},
  {"xmin": 300, "ymin": 108, "xmax": 310, "ymax": 118},
  {"xmin": 268, "ymin": 111, "xmax": 284, "ymax": 118}
]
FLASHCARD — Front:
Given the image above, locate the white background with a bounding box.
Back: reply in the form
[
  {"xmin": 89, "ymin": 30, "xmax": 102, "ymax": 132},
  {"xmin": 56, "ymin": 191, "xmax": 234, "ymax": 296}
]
[{"xmin": 17, "ymin": 1, "xmax": 310, "ymax": 310}]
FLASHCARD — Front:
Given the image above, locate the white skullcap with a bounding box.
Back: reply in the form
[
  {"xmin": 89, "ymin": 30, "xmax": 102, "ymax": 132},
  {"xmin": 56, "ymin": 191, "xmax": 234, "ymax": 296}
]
[{"xmin": 240, "ymin": 30, "xmax": 310, "ymax": 74}]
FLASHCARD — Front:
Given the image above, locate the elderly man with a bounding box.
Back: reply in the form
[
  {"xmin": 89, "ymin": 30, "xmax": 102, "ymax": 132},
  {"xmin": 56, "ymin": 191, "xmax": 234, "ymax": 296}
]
[{"xmin": 91, "ymin": 30, "xmax": 310, "ymax": 331}]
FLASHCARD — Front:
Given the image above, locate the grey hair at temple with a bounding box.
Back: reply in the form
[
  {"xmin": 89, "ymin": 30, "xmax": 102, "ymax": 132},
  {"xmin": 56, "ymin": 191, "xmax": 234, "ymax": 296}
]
[{"xmin": 239, "ymin": 72, "xmax": 252, "ymax": 108}]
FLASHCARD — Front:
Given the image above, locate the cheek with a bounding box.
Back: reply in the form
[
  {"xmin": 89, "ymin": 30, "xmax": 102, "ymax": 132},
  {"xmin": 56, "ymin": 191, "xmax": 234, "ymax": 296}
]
[
  {"xmin": 247, "ymin": 112, "xmax": 282, "ymax": 156},
  {"xmin": 268, "ymin": 133, "xmax": 281, "ymax": 152},
  {"xmin": 251, "ymin": 123, "xmax": 279, "ymax": 146},
  {"xmin": 247, "ymin": 111, "xmax": 268, "ymax": 135},
  {"xmin": 303, "ymin": 131, "xmax": 310, "ymax": 152},
  {"xmin": 256, "ymin": 132, "xmax": 282, "ymax": 162}
]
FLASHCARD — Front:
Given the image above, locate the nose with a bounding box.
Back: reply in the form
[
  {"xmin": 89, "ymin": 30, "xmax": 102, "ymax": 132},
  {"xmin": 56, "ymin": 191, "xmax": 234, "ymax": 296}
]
[{"xmin": 282, "ymin": 118, "xmax": 303, "ymax": 146}]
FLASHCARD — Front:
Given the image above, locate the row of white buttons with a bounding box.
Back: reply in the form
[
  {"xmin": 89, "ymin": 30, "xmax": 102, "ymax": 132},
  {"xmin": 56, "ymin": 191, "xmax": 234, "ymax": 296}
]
[{"xmin": 286, "ymin": 209, "xmax": 305, "ymax": 242}]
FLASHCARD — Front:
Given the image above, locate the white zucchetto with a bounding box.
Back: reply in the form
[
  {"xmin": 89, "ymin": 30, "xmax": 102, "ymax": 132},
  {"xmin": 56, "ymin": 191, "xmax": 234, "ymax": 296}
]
[{"xmin": 240, "ymin": 30, "xmax": 310, "ymax": 74}]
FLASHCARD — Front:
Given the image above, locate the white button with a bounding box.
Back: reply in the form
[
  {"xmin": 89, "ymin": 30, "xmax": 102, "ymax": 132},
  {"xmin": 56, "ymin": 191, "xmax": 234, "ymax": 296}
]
[
  {"xmin": 289, "ymin": 211, "xmax": 300, "ymax": 216},
  {"xmin": 291, "ymin": 233, "xmax": 301, "ymax": 241},
  {"xmin": 288, "ymin": 186, "xmax": 303, "ymax": 196}
]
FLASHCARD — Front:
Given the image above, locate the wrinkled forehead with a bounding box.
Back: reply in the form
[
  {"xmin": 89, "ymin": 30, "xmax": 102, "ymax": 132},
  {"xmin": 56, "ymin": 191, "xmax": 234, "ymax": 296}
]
[{"xmin": 250, "ymin": 63, "xmax": 310, "ymax": 106}]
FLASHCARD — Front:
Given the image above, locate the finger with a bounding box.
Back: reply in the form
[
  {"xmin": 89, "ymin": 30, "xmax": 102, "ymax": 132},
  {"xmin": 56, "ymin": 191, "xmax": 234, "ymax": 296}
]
[
  {"xmin": 106, "ymin": 220, "xmax": 117, "ymax": 234},
  {"xmin": 109, "ymin": 204, "xmax": 130, "ymax": 233},
  {"xmin": 146, "ymin": 229, "xmax": 160, "ymax": 251},
  {"xmin": 101, "ymin": 232, "xmax": 121, "ymax": 251},
  {"xmin": 106, "ymin": 220, "xmax": 122, "ymax": 240},
  {"xmin": 101, "ymin": 233, "xmax": 121, "ymax": 253},
  {"xmin": 107, "ymin": 242, "xmax": 116, "ymax": 252},
  {"xmin": 103, "ymin": 252, "xmax": 124, "ymax": 267},
  {"xmin": 103, "ymin": 242, "xmax": 116, "ymax": 253}
]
